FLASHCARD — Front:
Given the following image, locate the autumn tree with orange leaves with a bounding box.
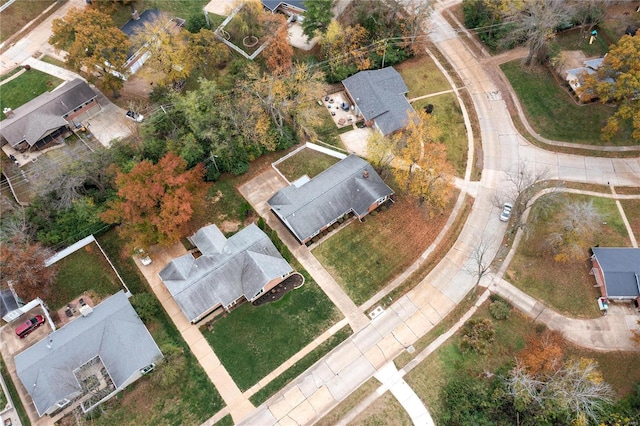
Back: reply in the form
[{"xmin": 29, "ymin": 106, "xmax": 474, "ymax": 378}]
[
  {"xmin": 0, "ymin": 236, "xmax": 58, "ymax": 301},
  {"xmin": 101, "ymin": 152, "xmax": 207, "ymax": 250},
  {"xmin": 262, "ymin": 13, "xmax": 293, "ymax": 74}
]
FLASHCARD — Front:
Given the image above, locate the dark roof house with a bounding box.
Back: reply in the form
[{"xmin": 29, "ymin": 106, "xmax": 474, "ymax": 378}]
[
  {"xmin": 120, "ymin": 9, "xmax": 184, "ymax": 75},
  {"xmin": 591, "ymin": 247, "xmax": 640, "ymax": 300},
  {"xmin": 159, "ymin": 224, "xmax": 294, "ymax": 322},
  {"xmin": 0, "ymin": 79, "xmax": 99, "ymax": 152},
  {"xmin": 268, "ymin": 154, "xmax": 394, "ymax": 244},
  {"xmin": 342, "ymin": 67, "xmax": 415, "ymax": 136},
  {"xmin": 14, "ymin": 291, "xmax": 162, "ymax": 417}
]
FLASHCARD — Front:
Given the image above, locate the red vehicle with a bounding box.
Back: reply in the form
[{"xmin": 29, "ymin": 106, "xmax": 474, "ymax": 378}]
[{"xmin": 15, "ymin": 315, "xmax": 45, "ymax": 338}]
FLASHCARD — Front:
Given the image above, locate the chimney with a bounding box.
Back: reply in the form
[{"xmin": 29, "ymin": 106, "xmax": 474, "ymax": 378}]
[
  {"xmin": 362, "ymin": 170, "xmax": 369, "ymax": 179},
  {"xmin": 132, "ymin": 9, "xmax": 140, "ymax": 20},
  {"xmin": 3, "ymin": 107, "xmax": 14, "ymax": 118}
]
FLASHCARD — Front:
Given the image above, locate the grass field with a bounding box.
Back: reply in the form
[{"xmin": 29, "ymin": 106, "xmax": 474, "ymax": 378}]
[
  {"xmin": 554, "ymin": 27, "xmax": 610, "ymax": 57},
  {"xmin": 397, "ymin": 54, "xmax": 451, "ymax": 96},
  {"xmin": 0, "ymin": 0, "xmax": 55, "ymax": 42},
  {"xmin": 313, "ymin": 194, "xmax": 449, "ymax": 306},
  {"xmin": 619, "ymin": 199, "xmax": 640, "ymax": 238},
  {"xmin": 202, "ymin": 263, "xmax": 342, "ymax": 391},
  {"xmin": 501, "ymin": 60, "xmax": 632, "ymax": 145},
  {"xmin": 0, "ymin": 69, "xmax": 63, "ymax": 119},
  {"xmin": 507, "ymin": 193, "xmax": 631, "ymax": 318},
  {"xmin": 349, "ymin": 391, "xmax": 413, "ymax": 425},
  {"xmin": 275, "ymin": 148, "xmax": 340, "ymax": 182},
  {"xmin": 49, "ymin": 242, "xmax": 125, "ymax": 310},
  {"xmin": 413, "ymin": 93, "xmax": 467, "ymax": 176}
]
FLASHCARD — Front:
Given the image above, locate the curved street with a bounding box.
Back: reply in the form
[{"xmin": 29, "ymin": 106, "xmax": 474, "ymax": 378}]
[
  {"xmin": 237, "ymin": 0, "xmax": 640, "ymax": 424},
  {"xmin": 1, "ymin": 0, "xmax": 638, "ymax": 425}
]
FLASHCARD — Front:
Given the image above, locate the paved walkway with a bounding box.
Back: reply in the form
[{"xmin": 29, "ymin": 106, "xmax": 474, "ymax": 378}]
[
  {"xmin": 134, "ymin": 243, "xmax": 255, "ymax": 424},
  {"xmin": 373, "ymin": 363, "xmax": 434, "ymax": 425}
]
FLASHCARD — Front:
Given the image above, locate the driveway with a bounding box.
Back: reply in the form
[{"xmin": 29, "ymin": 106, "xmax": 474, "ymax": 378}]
[
  {"xmin": 340, "ymin": 128, "xmax": 373, "ymax": 157},
  {"xmin": 85, "ymin": 95, "xmax": 134, "ymax": 147}
]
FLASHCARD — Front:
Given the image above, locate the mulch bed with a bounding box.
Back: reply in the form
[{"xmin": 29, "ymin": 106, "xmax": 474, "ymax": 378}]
[{"xmin": 252, "ymin": 272, "xmax": 304, "ymax": 307}]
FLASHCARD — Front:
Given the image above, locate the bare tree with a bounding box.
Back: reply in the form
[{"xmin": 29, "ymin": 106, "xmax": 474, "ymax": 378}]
[
  {"xmin": 501, "ymin": 0, "xmax": 573, "ymax": 66},
  {"xmin": 495, "ymin": 161, "xmax": 557, "ymax": 233},
  {"xmin": 465, "ymin": 233, "xmax": 495, "ymax": 289},
  {"xmin": 508, "ymin": 357, "xmax": 614, "ymax": 424},
  {"xmin": 546, "ymin": 200, "xmax": 603, "ymax": 262}
]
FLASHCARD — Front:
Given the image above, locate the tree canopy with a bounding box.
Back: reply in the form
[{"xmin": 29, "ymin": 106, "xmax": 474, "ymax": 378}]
[
  {"xmin": 580, "ymin": 31, "xmax": 640, "ymax": 142},
  {"xmin": 50, "ymin": 7, "xmax": 130, "ymax": 93},
  {"xmin": 101, "ymin": 152, "xmax": 207, "ymax": 250},
  {"xmin": 302, "ymin": 0, "xmax": 334, "ymax": 40},
  {"xmin": 372, "ymin": 111, "xmax": 454, "ymax": 214}
]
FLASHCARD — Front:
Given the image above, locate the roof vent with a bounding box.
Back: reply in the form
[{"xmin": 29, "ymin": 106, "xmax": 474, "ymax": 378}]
[
  {"xmin": 362, "ymin": 170, "xmax": 369, "ymax": 178},
  {"xmin": 132, "ymin": 9, "xmax": 140, "ymax": 20}
]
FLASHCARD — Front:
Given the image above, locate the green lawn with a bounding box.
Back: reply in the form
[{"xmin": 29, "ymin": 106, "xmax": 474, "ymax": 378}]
[
  {"xmin": 90, "ymin": 229, "xmax": 225, "ymax": 425},
  {"xmin": 619, "ymin": 199, "xmax": 640, "ymax": 239},
  {"xmin": 249, "ymin": 326, "xmax": 352, "ymax": 405},
  {"xmin": 0, "ymin": 70, "xmax": 63, "ymax": 119},
  {"xmin": 554, "ymin": 28, "xmax": 610, "ymax": 58},
  {"xmin": 507, "ymin": 193, "xmax": 631, "ymax": 318},
  {"xmin": 403, "ymin": 300, "xmax": 640, "ymax": 424},
  {"xmin": 275, "ymin": 148, "xmax": 340, "ymax": 182},
  {"xmin": 413, "ymin": 93, "xmax": 467, "ymax": 176},
  {"xmin": 202, "ymin": 256, "xmax": 343, "ymax": 391},
  {"xmin": 313, "ymin": 195, "xmax": 446, "ymax": 306},
  {"xmin": 396, "ymin": 54, "xmax": 452, "ymax": 97},
  {"xmin": 0, "ymin": 0, "xmax": 56, "ymax": 42},
  {"xmin": 501, "ymin": 60, "xmax": 632, "ymax": 145},
  {"xmin": 49, "ymin": 242, "xmax": 125, "ymax": 310},
  {"xmin": 310, "ymin": 103, "xmax": 345, "ymax": 148},
  {"xmin": 40, "ymin": 55, "xmax": 66, "ymax": 69}
]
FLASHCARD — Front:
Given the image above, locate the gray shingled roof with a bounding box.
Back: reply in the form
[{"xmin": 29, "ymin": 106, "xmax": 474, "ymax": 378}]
[
  {"xmin": 159, "ymin": 224, "xmax": 293, "ymax": 322},
  {"xmin": 342, "ymin": 67, "xmax": 414, "ymax": 135},
  {"xmin": 268, "ymin": 154, "xmax": 394, "ymax": 243},
  {"xmin": 262, "ymin": 0, "xmax": 306, "ymax": 12},
  {"xmin": 0, "ymin": 79, "xmax": 97, "ymax": 148},
  {"xmin": 120, "ymin": 9, "xmax": 162, "ymax": 37},
  {"xmin": 592, "ymin": 247, "xmax": 640, "ymax": 298},
  {"xmin": 0, "ymin": 289, "xmax": 19, "ymax": 319},
  {"xmin": 14, "ymin": 291, "xmax": 162, "ymax": 417}
]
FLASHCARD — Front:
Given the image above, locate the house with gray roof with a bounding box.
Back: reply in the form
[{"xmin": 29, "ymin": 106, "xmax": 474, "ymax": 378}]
[
  {"xmin": 342, "ymin": 67, "xmax": 415, "ymax": 136},
  {"xmin": 159, "ymin": 223, "xmax": 294, "ymax": 322},
  {"xmin": 591, "ymin": 247, "xmax": 640, "ymax": 301},
  {"xmin": 14, "ymin": 291, "xmax": 162, "ymax": 417},
  {"xmin": 268, "ymin": 154, "xmax": 394, "ymax": 244},
  {"xmin": 0, "ymin": 79, "xmax": 99, "ymax": 152}
]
